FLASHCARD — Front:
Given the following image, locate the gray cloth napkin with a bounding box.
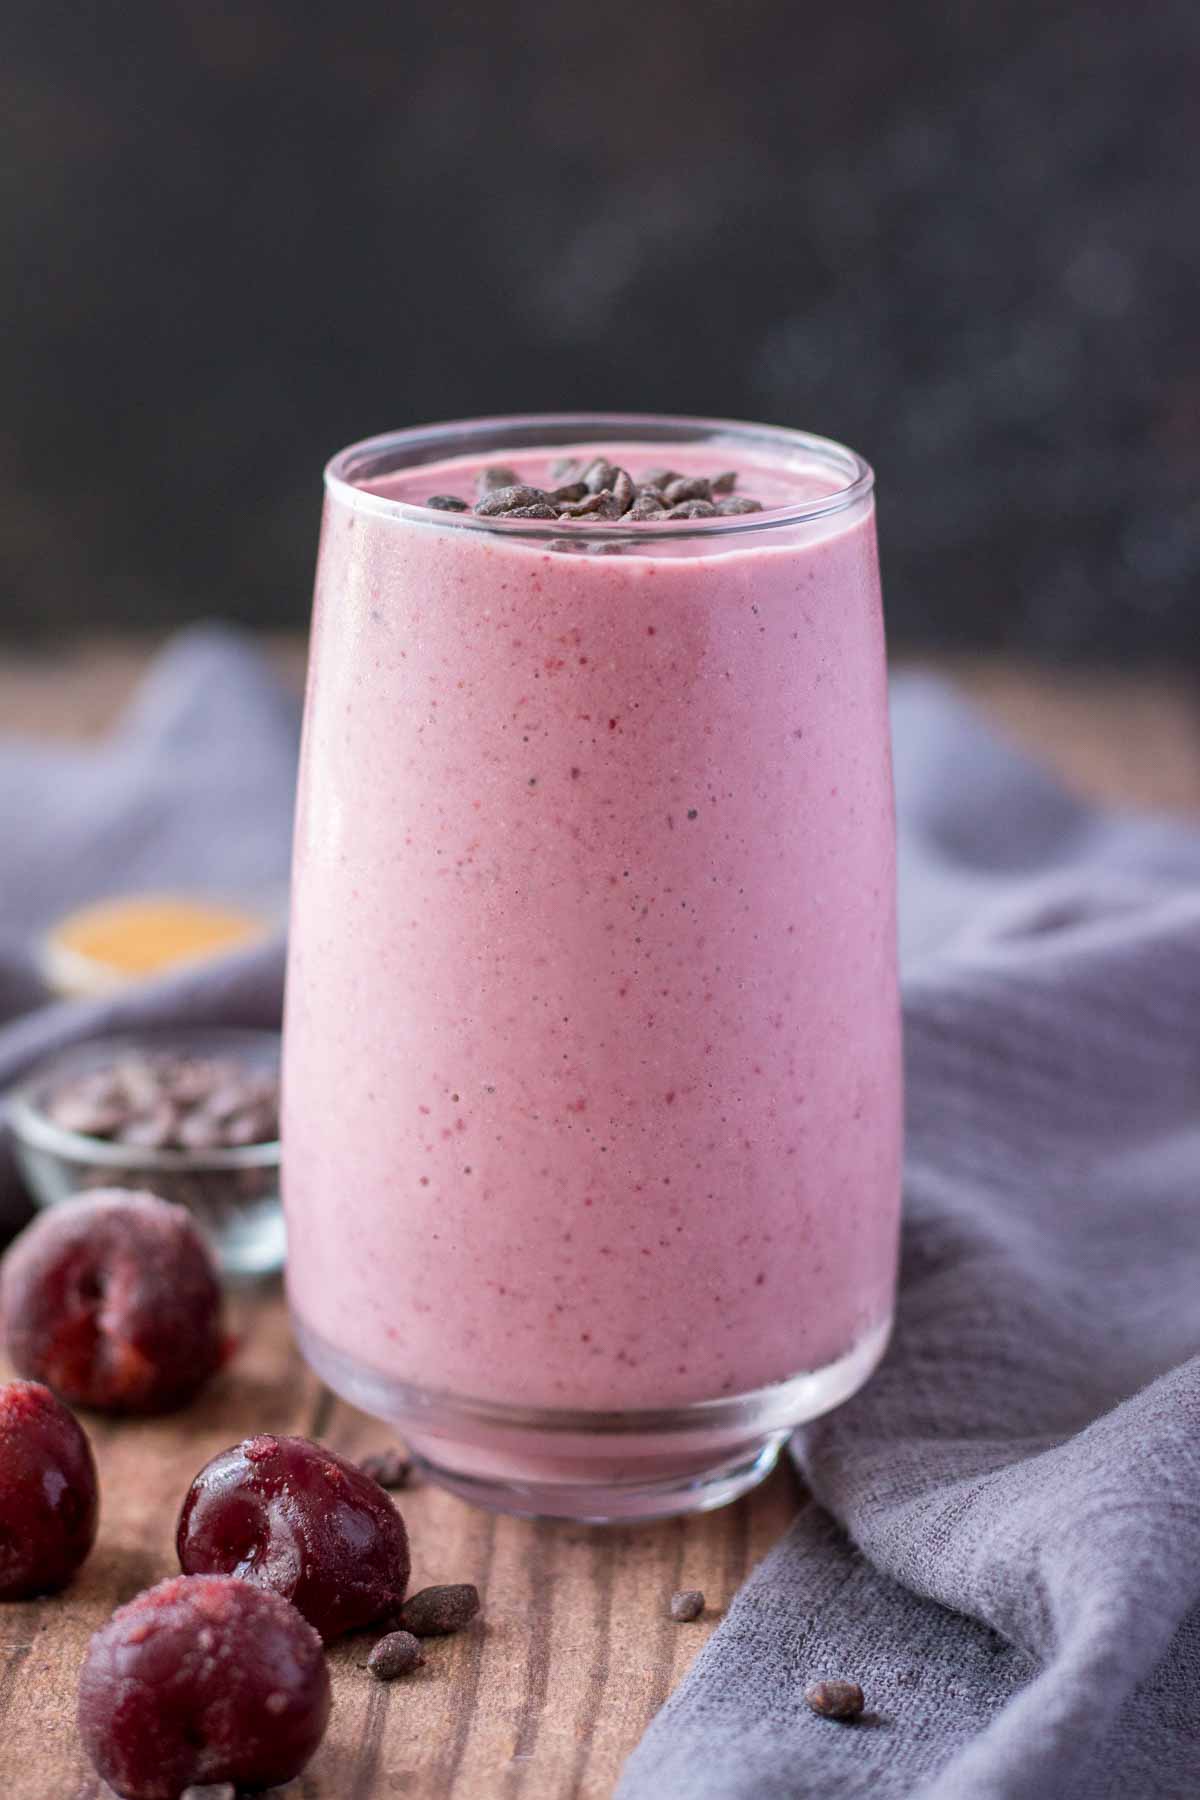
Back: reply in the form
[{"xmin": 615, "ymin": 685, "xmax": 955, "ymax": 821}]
[
  {"xmin": 0, "ymin": 627, "xmax": 296, "ymax": 1228},
  {"xmin": 4, "ymin": 637, "xmax": 1199, "ymax": 1797},
  {"xmin": 621, "ymin": 677, "xmax": 1200, "ymax": 1800}
]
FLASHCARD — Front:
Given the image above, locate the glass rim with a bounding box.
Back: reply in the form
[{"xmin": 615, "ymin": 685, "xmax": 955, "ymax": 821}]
[{"xmin": 324, "ymin": 411, "xmax": 874, "ymax": 539}]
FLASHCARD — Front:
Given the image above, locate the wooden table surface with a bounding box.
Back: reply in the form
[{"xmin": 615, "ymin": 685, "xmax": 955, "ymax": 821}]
[{"xmin": 2, "ymin": 642, "xmax": 1199, "ymax": 1800}]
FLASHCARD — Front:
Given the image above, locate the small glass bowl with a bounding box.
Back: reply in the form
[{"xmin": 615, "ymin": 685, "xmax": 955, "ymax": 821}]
[{"xmin": 6, "ymin": 1027, "xmax": 284, "ymax": 1278}]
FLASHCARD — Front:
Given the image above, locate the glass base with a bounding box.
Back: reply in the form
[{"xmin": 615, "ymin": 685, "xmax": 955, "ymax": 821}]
[
  {"xmin": 409, "ymin": 1433, "xmax": 789, "ymax": 1523},
  {"xmin": 293, "ymin": 1313, "xmax": 890, "ymax": 1523}
]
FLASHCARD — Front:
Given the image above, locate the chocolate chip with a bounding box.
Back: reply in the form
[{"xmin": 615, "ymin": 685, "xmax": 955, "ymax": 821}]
[
  {"xmin": 666, "ymin": 499, "xmax": 718, "ymax": 518},
  {"xmin": 399, "ymin": 1583, "xmax": 481, "ymax": 1636},
  {"xmin": 611, "ymin": 468, "xmax": 636, "ymax": 514},
  {"xmin": 159, "ymin": 1060, "xmax": 215, "ymax": 1105},
  {"xmin": 116, "ymin": 1104, "xmax": 181, "ymax": 1150},
  {"xmin": 112, "ymin": 1056, "xmax": 163, "ymax": 1112},
  {"xmin": 546, "ymin": 535, "xmax": 626, "ymax": 556},
  {"xmin": 46, "ymin": 1092, "xmax": 127, "ymax": 1138},
  {"xmin": 557, "ymin": 491, "xmax": 613, "ymax": 518},
  {"xmin": 426, "ymin": 494, "xmax": 469, "ymax": 511},
  {"xmin": 200, "ymin": 1081, "xmax": 250, "ymax": 1122},
  {"xmin": 474, "ymin": 485, "xmax": 555, "ymax": 517},
  {"xmin": 359, "ymin": 1448, "xmax": 413, "ymax": 1490},
  {"xmin": 222, "ymin": 1103, "xmax": 278, "ymax": 1147},
  {"xmin": 663, "ymin": 476, "xmax": 712, "ymax": 504},
  {"xmin": 367, "ymin": 1630, "xmax": 426, "ymax": 1680},
  {"xmin": 669, "ymin": 1589, "xmax": 705, "ymax": 1621},
  {"xmin": 175, "ymin": 1109, "xmax": 230, "ymax": 1153},
  {"xmin": 476, "ymin": 464, "xmax": 520, "ymax": 497},
  {"xmin": 239, "ymin": 1072, "xmax": 281, "ymax": 1109},
  {"xmin": 449, "ymin": 456, "xmax": 767, "ymax": 536},
  {"xmin": 581, "ymin": 457, "xmax": 617, "ymax": 495},
  {"xmin": 43, "ymin": 1052, "xmax": 281, "ymax": 1153},
  {"xmin": 805, "ymin": 1679, "xmax": 865, "ymax": 1721}
]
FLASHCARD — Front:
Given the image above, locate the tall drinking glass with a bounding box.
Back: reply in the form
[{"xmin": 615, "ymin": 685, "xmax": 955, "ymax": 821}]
[{"xmin": 283, "ymin": 414, "xmax": 901, "ymax": 1521}]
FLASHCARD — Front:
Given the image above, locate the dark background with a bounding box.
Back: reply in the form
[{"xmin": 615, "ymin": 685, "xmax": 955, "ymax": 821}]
[{"xmin": 4, "ymin": 1, "xmax": 1198, "ymax": 659}]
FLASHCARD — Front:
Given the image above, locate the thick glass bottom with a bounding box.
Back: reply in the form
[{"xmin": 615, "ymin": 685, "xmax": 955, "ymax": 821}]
[{"xmin": 293, "ymin": 1313, "xmax": 891, "ymax": 1522}]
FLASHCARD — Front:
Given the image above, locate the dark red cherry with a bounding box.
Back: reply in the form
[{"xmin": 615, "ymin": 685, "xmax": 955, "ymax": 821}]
[
  {"xmin": 177, "ymin": 1433, "xmax": 410, "ymax": 1639},
  {"xmin": 0, "ymin": 1380, "xmax": 98, "ymax": 1598},
  {"xmin": 77, "ymin": 1574, "xmax": 330, "ymax": 1800},
  {"xmin": 1, "ymin": 1190, "xmax": 223, "ymax": 1414}
]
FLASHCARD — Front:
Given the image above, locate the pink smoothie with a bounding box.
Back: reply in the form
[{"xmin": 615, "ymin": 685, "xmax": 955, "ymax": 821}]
[{"xmin": 283, "ymin": 435, "xmax": 901, "ymax": 1436}]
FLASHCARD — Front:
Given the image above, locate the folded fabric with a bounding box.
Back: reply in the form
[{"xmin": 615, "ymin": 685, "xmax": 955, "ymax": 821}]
[{"xmin": 620, "ymin": 678, "xmax": 1200, "ymax": 1799}]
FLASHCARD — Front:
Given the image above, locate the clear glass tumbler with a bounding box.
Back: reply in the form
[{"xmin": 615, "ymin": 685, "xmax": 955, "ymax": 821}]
[{"xmin": 283, "ymin": 414, "xmax": 901, "ymax": 1521}]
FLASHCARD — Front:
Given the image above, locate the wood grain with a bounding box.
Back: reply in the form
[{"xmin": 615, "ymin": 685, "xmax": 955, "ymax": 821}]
[
  {"xmin": 0, "ymin": 1292, "xmax": 799, "ymax": 1800},
  {"xmin": 1, "ymin": 641, "xmax": 1200, "ymax": 1800}
]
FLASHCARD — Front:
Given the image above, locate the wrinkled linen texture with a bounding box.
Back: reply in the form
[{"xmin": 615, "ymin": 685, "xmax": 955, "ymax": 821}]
[
  {"xmin": 2, "ymin": 637, "xmax": 1199, "ymax": 1798},
  {"xmin": 621, "ymin": 677, "xmax": 1200, "ymax": 1799}
]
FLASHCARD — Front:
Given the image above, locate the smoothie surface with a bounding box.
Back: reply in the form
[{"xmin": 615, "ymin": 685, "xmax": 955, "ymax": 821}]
[{"xmin": 357, "ymin": 441, "xmax": 848, "ymax": 523}]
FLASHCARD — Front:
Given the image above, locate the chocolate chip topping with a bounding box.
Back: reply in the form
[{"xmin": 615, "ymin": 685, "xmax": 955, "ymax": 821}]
[
  {"xmin": 611, "ymin": 468, "xmax": 636, "ymax": 514},
  {"xmin": 581, "ymin": 457, "xmax": 617, "ymax": 494},
  {"xmin": 477, "ymin": 464, "xmax": 520, "ymax": 497},
  {"xmin": 557, "ymin": 491, "xmax": 614, "ymax": 518},
  {"xmin": 663, "ymin": 476, "xmax": 712, "ymax": 504},
  {"xmin": 545, "ymin": 538, "xmax": 628, "ymax": 556},
  {"xmin": 475, "ymin": 484, "xmax": 557, "ymax": 516},
  {"xmin": 666, "ymin": 498, "xmax": 719, "ymax": 518},
  {"xmin": 419, "ymin": 452, "xmax": 768, "ymax": 531},
  {"xmin": 627, "ymin": 493, "xmax": 667, "ymax": 520}
]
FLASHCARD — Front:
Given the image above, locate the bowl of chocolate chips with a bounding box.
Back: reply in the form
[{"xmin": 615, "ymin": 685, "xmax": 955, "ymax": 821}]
[{"xmin": 7, "ymin": 1028, "xmax": 283, "ymax": 1277}]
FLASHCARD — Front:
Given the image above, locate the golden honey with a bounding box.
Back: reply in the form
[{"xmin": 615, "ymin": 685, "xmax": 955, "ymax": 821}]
[{"xmin": 43, "ymin": 895, "xmax": 266, "ymax": 995}]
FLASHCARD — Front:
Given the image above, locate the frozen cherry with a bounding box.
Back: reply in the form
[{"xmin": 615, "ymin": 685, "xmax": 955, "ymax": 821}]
[
  {"xmin": 177, "ymin": 1434, "xmax": 410, "ymax": 1640},
  {"xmin": 0, "ymin": 1380, "xmax": 98, "ymax": 1598},
  {"xmin": 0, "ymin": 1190, "xmax": 223, "ymax": 1414},
  {"xmin": 78, "ymin": 1574, "xmax": 330, "ymax": 1800}
]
